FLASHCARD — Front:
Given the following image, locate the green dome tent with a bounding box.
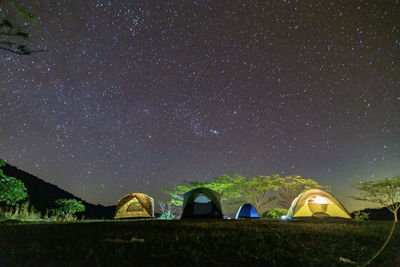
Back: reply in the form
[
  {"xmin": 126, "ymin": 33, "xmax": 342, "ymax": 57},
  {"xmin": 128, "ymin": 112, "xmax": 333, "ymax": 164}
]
[
  {"xmin": 287, "ymin": 189, "xmax": 351, "ymax": 219},
  {"xmin": 180, "ymin": 187, "xmax": 223, "ymax": 219}
]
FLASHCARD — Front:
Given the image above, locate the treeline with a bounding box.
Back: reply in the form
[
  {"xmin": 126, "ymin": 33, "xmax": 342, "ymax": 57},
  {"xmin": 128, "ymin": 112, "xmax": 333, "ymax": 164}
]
[{"xmin": 163, "ymin": 174, "xmax": 329, "ymax": 214}]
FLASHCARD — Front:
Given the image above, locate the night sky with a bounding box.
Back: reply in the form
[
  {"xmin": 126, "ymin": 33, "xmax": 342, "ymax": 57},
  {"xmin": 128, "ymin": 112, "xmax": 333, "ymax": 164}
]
[{"xmin": 1, "ymin": 0, "xmax": 399, "ymax": 211}]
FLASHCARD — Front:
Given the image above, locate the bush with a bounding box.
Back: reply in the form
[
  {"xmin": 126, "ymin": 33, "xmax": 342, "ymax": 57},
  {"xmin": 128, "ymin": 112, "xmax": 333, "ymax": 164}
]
[
  {"xmin": 54, "ymin": 199, "xmax": 85, "ymax": 218},
  {"xmin": 159, "ymin": 210, "xmax": 175, "ymax": 220},
  {"xmin": 157, "ymin": 200, "xmax": 176, "ymax": 220},
  {"xmin": 354, "ymin": 211, "xmax": 369, "ymax": 221},
  {"xmin": 262, "ymin": 208, "xmax": 288, "ymax": 219}
]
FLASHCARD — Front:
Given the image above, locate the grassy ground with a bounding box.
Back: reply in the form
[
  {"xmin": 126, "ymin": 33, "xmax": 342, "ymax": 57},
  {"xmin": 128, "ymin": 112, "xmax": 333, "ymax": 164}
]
[{"xmin": 0, "ymin": 219, "xmax": 399, "ymax": 266}]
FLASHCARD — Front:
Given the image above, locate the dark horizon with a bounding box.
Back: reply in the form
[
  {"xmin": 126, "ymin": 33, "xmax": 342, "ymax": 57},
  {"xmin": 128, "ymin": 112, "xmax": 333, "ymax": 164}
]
[{"xmin": 1, "ymin": 0, "xmax": 399, "ymax": 212}]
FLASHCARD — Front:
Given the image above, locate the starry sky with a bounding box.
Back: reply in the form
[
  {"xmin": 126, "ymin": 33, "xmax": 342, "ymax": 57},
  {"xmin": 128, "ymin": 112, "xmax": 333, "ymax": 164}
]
[{"xmin": 1, "ymin": 0, "xmax": 399, "ymax": 212}]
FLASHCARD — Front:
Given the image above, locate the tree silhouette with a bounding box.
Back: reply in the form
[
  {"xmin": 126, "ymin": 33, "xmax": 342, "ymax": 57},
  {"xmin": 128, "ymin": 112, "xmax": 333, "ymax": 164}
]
[
  {"xmin": 354, "ymin": 176, "xmax": 400, "ymax": 222},
  {"xmin": 277, "ymin": 175, "xmax": 330, "ymax": 208},
  {"xmin": 0, "ymin": 1, "xmax": 44, "ymax": 55}
]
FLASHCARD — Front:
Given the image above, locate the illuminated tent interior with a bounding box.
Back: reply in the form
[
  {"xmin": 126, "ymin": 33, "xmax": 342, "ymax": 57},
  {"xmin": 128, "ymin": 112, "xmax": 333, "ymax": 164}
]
[
  {"xmin": 180, "ymin": 187, "xmax": 223, "ymax": 219},
  {"xmin": 114, "ymin": 193, "xmax": 155, "ymax": 219},
  {"xmin": 287, "ymin": 189, "xmax": 351, "ymax": 219},
  {"xmin": 235, "ymin": 203, "xmax": 260, "ymax": 219}
]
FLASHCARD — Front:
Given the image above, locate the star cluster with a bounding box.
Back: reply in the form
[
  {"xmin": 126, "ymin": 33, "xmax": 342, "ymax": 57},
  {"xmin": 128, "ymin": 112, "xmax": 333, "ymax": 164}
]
[{"xmin": 1, "ymin": 0, "xmax": 399, "ymax": 210}]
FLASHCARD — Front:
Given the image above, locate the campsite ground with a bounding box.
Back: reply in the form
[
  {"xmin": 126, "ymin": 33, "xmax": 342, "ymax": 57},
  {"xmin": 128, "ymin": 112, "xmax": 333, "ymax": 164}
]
[{"xmin": 0, "ymin": 219, "xmax": 398, "ymax": 266}]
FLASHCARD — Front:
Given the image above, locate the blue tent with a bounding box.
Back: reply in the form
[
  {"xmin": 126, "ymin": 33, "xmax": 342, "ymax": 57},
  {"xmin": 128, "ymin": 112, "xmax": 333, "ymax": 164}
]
[{"xmin": 235, "ymin": 204, "xmax": 260, "ymax": 219}]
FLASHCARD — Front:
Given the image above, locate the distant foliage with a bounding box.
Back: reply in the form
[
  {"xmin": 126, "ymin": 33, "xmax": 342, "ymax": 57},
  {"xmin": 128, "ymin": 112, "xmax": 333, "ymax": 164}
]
[
  {"xmin": 54, "ymin": 199, "xmax": 85, "ymax": 217},
  {"xmin": 354, "ymin": 211, "xmax": 369, "ymax": 221},
  {"xmin": 262, "ymin": 208, "xmax": 288, "ymax": 219},
  {"xmin": 0, "ymin": 159, "xmax": 28, "ymax": 206}
]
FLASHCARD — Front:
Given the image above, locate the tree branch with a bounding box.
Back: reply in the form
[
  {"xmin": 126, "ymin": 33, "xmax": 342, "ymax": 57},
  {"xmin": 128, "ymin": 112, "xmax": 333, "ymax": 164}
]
[{"xmin": 0, "ymin": 46, "xmax": 46, "ymax": 55}]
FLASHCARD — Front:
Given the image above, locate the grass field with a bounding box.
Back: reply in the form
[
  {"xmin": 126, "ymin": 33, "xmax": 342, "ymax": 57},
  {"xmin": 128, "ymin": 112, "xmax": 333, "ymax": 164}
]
[{"xmin": 0, "ymin": 219, "xmax": 399, "ymax": 266}]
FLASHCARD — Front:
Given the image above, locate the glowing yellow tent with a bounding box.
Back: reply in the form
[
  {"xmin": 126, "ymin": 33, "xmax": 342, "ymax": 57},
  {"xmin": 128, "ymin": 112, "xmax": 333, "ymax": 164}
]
[
  {"xmin": 114, "ymin": 193, "xmax": 154, "ymax": 219},
  {"xmin": 287, "ymin": 189, "xmax": 351, "ymax": 219}
]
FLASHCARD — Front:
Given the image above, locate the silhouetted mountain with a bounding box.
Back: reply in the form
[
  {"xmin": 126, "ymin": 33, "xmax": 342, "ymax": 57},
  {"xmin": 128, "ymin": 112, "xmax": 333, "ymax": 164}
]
[
  {"xmin": 351, "ymin": 206, "xmax": 399, "ymax": 221},
  {"xmin": 0, "ymin": 161, "xmax": 115, "ymax": 219}
]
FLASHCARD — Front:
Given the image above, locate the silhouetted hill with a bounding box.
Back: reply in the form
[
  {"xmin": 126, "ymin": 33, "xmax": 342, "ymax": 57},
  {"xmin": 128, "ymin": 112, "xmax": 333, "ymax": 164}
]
[
  {"xmin": 352, "ymin": 206, "xmax": 399, "ymax": 221},
  {"xmin": 0, "ymin": 161, "xmax": 115, "ymax": 219}
]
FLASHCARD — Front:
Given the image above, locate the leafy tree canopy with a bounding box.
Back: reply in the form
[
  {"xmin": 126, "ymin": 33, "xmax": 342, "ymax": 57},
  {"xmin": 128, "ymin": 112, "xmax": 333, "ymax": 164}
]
[
  {"xmin": 232, "ymin": 175, "xmax": 281, "ymax": 213},
  {"xmin": 0, "ymin": 159, "xmax": 28, "ymax": 206},
  {"xmin": 162, "ymin": 174, "xmax": 244, "ymax": 206},
  {"xmin": 162, "ymin": 183, "xmax": 200, "ymax": 207}
]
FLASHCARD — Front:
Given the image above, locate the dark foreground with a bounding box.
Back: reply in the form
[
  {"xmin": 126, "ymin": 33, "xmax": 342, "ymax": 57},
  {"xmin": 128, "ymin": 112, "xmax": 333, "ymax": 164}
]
[{"xmin": 0, "ymin": 219, "xmax": 399, "ymax": 266}]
